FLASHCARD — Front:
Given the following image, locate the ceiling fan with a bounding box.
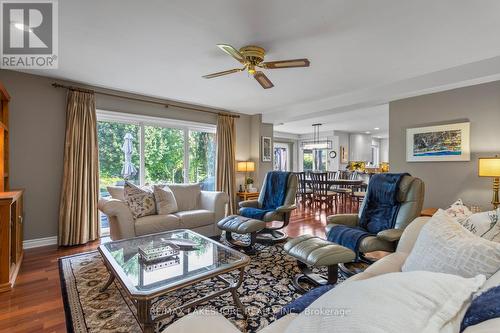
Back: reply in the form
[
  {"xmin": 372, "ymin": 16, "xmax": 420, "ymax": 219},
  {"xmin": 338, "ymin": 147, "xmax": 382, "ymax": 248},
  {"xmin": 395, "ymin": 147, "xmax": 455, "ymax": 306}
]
[{"xmin": 203, "ymin": 44, "xmax": 310, "ymax": 89}]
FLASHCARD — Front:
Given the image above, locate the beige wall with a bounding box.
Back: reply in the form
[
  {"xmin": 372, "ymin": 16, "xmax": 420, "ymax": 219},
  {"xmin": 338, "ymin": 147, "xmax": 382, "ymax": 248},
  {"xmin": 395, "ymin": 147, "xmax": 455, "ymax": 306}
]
[
  {"xmin": 0, "ymin": 69, "xmax": 253, "ymax": 240},
  {"xmin": 389, "ymin": 80, "xmax": 500, "ymax": 209}
]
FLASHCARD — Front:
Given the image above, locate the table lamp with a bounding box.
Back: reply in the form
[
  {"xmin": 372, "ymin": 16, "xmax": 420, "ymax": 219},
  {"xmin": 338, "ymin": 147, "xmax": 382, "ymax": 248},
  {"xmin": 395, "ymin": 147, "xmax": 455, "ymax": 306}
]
[
  {"xmin": 478, "ymin": 156, "xmax": 500, "ymax": 209},
  {"xmin": 237, "ymin": 161, "xmax": 255, "ymax": 191}
]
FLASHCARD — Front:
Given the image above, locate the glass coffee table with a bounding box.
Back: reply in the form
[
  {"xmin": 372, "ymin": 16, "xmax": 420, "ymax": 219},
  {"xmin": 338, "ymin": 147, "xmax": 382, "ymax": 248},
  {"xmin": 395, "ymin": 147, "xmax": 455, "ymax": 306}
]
[{"xmin": 98, "ymin": 229, "xmax": 250, "ymax": 333}]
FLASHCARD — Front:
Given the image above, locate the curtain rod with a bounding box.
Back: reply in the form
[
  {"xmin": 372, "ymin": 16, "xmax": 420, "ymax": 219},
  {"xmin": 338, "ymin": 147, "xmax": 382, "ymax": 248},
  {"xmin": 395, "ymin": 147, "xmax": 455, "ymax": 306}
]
[{"xmin": 51, "ymin": 82, "xmax": 240, "ymax": 118}]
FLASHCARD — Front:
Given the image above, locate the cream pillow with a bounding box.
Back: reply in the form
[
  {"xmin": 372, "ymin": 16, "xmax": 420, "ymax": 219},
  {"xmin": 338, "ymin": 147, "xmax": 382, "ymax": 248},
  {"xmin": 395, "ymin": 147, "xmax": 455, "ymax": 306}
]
[
  {"xmin": 123, "ymin": 182, "xmax": 156, "ymax": 219},
  {"xmin": 402, "ymin": 210, "xmax": 500, "ymax": 278},
  {"xmin": 444, "ymin": 199, "xmax": 473, "ymax": 223},
  {"xmin": 442, "ymin": 199, "xmax": 500, "ymax": 242},
  {"xmin": 106, "ymin": 186, "xmax": 125, "ymax": 201},
  {"xmin": 460, "ymin": 210, "xmax": 500, "ymax": 242},
  {"xmin": 285, "ymin": 271, "xmax": 485, "ymax": 333},
  {"xmin": 153, "ymin": 185, "xmax": 178, "ymax": 214}
]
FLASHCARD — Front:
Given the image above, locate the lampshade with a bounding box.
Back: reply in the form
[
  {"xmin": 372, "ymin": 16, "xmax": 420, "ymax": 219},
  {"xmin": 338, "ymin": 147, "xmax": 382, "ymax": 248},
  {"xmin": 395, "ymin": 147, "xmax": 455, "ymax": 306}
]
[
  {"xmin": 478, "ymin": 157, "xmax": 500, "ymax": 177},
  {"xmin": 237, "ymin": 161, "xmax": 255, "ymax": 172}
]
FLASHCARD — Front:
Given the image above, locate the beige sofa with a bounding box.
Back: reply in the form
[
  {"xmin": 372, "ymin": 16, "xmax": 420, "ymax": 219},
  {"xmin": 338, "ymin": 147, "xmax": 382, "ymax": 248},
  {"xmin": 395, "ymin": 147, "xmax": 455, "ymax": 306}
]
[
  {"xmin": 98, "ymin": 184, "xmax": 228, "ymax": 240},
  {"xmin": 162, "ymin": 216, "xmax": 500, "ymax": 333}
]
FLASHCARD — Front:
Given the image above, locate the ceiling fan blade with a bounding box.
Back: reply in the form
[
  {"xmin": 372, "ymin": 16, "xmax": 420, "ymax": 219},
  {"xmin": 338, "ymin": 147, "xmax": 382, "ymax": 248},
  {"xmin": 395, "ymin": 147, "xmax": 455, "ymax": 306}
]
[
  {"xmin": 254, "ymin": 71, "xmax": 274, "ymax": 89},
  {"xmin": 202, "ymin": 68, "xmax": 243, "ymax": 79},
  {"xmin": 217, "ymin": 44, "xmax": 246, "ymax": 64},
  {"xmin": 261, "ymin": 58, "xmax": 310, "ymax": 69}
]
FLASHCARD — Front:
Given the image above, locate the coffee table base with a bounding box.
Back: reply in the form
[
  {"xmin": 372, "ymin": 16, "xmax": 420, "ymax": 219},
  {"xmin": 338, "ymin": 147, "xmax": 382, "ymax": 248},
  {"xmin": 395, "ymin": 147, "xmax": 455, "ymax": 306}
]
[{"xmin": 101, "ymin": 267, "xmax": 247, "ymax": 332}]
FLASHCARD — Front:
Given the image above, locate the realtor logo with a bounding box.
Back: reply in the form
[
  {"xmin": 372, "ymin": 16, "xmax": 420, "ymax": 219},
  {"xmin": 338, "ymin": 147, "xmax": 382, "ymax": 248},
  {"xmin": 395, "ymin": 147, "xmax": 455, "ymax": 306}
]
[{"xmin": 1, "ymin": 0, "xmax": 58, "ymax": 68}]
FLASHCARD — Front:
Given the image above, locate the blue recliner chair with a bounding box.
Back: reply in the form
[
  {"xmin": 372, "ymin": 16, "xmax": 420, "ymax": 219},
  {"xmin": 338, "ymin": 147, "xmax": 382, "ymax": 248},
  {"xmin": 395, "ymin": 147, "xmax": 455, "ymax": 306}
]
[{"xmin": 239, "ymin": 171, "xmax": 298, "ymax": 243}]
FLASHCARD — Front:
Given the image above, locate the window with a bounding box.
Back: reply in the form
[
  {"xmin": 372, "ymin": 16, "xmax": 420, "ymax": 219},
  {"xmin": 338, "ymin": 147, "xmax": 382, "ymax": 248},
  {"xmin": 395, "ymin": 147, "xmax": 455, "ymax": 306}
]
[
  {"xmin": 144, "ymin": 126, "xmax": 185, "ymax": 184},
  {"xmin": 98, "ymin": 121, "xmax": 140, "ymax": 190},
  {"xmin": 273, "ymin": 142, "xmax": 290, "ymax": 171},
  {"xmin": 303, "ymin": 148, "xmax": 327, "ymax": 171},
  {"xmin": 97, "ymin": 110, "xmax": 216, "ymax": 233},
  {"xmin": 189, "ymin": 131, "xmax": 216, "ymax": 190},
  {"xmin": 303, "ymin": 149, "xmax": 313, "ymax": 171}
]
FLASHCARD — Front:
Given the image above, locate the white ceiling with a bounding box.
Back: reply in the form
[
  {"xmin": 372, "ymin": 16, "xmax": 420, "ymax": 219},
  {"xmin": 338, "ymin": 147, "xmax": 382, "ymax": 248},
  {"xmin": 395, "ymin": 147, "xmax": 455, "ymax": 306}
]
[
  {"xmin": 275, "ymin": 104, "xmax": 389, "ymax": 137},
  {"xmin": 22, "ymin": 0, "xmax": 500, "ymax": 134}
]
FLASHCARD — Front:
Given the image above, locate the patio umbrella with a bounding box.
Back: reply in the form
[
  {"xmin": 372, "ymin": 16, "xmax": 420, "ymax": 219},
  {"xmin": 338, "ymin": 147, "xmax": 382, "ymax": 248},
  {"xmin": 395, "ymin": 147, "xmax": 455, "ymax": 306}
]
[{"xmin": 121, "ymin": 133, "xmax": 137, "ymax": 180}]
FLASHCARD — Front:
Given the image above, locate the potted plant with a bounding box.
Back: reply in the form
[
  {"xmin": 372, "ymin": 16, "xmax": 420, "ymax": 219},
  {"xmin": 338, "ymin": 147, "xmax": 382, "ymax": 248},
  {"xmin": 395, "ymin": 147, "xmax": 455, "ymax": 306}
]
[{"xmin": 245, "ymin": 177, "xmax": 255, "ymax": 191}]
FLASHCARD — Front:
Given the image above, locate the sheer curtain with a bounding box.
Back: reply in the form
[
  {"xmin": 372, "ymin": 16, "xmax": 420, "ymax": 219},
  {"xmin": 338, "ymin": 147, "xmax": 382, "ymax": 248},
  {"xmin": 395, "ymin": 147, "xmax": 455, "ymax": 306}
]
[
  {"xmin": 58, "ymin": 90, "xmax": 100, "ymax": 246},
  {"xmin": 216, "ymin": 115, "xmax": 236, "ymax": 214}
]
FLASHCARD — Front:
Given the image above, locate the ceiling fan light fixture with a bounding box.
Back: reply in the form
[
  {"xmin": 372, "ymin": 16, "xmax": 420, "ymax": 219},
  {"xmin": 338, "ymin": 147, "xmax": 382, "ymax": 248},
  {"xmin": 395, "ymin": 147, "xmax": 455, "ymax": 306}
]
[{"xmin": 203, "ymin": 44, "xmax": 310, "ymax": 89}]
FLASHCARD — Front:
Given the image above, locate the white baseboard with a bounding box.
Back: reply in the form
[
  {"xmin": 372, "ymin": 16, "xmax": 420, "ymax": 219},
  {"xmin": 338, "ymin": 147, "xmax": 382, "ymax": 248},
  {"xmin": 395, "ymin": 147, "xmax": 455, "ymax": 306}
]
[{"xmin": 23, "ymin": 236, "xmax": 58, "ymax": 249}]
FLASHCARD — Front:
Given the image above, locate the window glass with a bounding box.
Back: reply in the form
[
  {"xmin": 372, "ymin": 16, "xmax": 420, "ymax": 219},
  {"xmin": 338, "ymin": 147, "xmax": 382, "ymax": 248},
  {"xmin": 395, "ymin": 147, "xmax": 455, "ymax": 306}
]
[
  {"xmin": 144, "ymin": 126, "xmax": 185, "ymax": 184},
  {"xmin": 97, "ymin": 121, "xmax": 140, "ymax": 193},
  {"xmin": 303, "ymin": 149, "xmax": 313, "ymax": 171},
  {"xmin": 189, "ymin": 130, "xmax": 216, "ymax": 190}
]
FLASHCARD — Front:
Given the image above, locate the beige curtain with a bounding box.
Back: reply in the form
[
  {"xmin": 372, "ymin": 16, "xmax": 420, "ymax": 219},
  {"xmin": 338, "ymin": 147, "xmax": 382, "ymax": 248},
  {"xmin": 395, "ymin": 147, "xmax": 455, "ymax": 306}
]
[
  {"xmin": 216, "ymin": 115, "xmax": 236, "ymax": 214},
  {"xmin": 58, "ymin": 90, "xmax": 100, "ymax": 246}
]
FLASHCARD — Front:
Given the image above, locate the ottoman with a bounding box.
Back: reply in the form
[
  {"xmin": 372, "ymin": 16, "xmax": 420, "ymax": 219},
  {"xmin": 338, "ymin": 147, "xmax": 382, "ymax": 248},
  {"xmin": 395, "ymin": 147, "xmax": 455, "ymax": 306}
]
[
  {"xmin": 217, "ymin": 215, "xmax": 266, "ymax": 252},
  {"xmin": 284, "ymin": 235, "xmax": 356, "ymax": 293}
]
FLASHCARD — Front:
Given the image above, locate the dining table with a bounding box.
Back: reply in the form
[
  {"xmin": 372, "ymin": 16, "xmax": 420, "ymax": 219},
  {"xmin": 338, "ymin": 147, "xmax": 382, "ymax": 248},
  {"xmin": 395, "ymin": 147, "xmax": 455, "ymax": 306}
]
[{"xmin": 303, "ymin": 178, "xmax": 367, "ymax": 213}]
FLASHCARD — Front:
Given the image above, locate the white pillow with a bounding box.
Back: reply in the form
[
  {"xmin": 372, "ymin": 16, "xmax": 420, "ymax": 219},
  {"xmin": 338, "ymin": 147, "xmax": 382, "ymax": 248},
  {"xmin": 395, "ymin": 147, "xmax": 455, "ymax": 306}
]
[
  {"xmin": 460, "ymin": 210, "xmax": 500, "ymax": 242},
  {"xmin": 106, "ymin": 186, "xmax": 125, "ymax": 201},
  {"xmin": 123, "ymin": 182, "xmax": 156, "ymax": 219},
  {"xmin": 285, "ymin": 271, "xmax": 485, "ymax": 333},
  {"xmin": 402, "ymin": 210, "xmax": 500, "ymax": 278},
  {"xmin": 153, "ymin": 185, "xmax": 178, "ymax": 214},
  {"xmin": 443, "ymin": 199, "xmax": 473, "ymax": 223}
]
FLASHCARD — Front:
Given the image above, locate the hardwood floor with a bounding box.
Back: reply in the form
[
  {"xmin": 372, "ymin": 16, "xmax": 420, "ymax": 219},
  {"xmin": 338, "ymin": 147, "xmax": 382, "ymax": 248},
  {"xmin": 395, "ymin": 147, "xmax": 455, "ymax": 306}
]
[{"xmin": 0, "ymin": 207, "xmax": 334, "ymax": 333}]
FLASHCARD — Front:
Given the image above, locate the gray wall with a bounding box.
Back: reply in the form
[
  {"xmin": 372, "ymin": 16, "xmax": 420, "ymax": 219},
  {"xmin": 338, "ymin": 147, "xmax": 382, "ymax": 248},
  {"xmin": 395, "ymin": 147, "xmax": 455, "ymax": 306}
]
[
  {"xmin": 389, "ymin": 80, "xmax": 500, "ymax": 209},
  {"xmin": 380, "ymin": 138, "xmax": 389, "ymax": 163},
  {"xmin": 0, "ymin": 70, "xmax": 67, "ymax": 241},
  {"xmin": 349, "ymin": 133, "xmax": 372, "ymax": 162},
  {"xmin": 0, "ymin": 69, "xmax": 253, "ymax": 240}
]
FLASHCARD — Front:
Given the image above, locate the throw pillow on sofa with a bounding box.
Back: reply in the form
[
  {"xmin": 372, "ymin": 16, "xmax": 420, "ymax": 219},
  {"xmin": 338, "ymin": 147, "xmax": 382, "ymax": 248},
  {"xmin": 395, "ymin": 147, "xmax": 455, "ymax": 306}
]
[
  {"xmin": 285, "ymin": 271, "xmax": 485, "ymax": 333},
  {"xmin": 442, "ymin": 199, "xmax": 500, "ymax": 242},
  {"xmin": 402, "ymin": 210, "xmax": 500, "ymax": 278},
  {"xmin": 459, "ymin": 210, "xmax": 500, "ymax": 242},
  {"xmin": 106, "ymin": 185, "xmax": 125, "ymax": 201},
  {"xmin": 153, "ymin": 185, "xmax": 178, "ymax": 214},
  {"xmin": 123, "ymin": 181, "xmax": 156, "ymax": 219},
  {"xmin": 443, "ymin": 199, "xmax": 473, "ymax": 223}
]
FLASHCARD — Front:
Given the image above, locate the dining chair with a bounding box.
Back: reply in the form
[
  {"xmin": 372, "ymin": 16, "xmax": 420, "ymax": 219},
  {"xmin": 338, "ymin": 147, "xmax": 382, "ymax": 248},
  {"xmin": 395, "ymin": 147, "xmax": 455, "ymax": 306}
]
[
  {"xmin": 331, "ymin": 171, "xmax": 358, "ymax": 213},
  {"xmin": 293, "ymin": 172, "xmax": 313, "ymax": 207},
  {"xmin": 327, "ymin": 171, "xmax": 337, "ymax": 181},
  {"xmin": 310, "ymin": 172, "xmax": 337, "ymax": 211},
  {"xmin": 350, "ymin": 173, "xmax": 368, "ymax": 213}
]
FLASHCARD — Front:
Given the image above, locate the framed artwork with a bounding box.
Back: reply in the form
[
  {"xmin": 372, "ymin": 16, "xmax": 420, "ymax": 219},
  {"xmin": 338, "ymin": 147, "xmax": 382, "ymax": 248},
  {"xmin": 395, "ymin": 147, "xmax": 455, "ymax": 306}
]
[
  {"xmin": 262, "ymin": 136, "xmax": 272, "ymax": 162},
  {"xmin": 406, "ymin": 122, "xmax": 470, "ymax": 162},
  {"xmin": 340, "ymin": 146, "xmax": 348, "ymax": 163}
]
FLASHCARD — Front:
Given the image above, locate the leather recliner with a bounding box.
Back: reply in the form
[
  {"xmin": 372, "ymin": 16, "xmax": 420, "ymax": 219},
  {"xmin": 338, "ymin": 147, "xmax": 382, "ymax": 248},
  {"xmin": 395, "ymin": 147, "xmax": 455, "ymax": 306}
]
[
  {"xmin": 284, "ymin": 175, "xmax": 425, "ymax": 292},
  {"xmin": 238, "ymin": 172, "xmax": 298, "ymax": 242},
  {"xmin": 327, "ymin": 175, "xmax": 425, "ymax": 254}
]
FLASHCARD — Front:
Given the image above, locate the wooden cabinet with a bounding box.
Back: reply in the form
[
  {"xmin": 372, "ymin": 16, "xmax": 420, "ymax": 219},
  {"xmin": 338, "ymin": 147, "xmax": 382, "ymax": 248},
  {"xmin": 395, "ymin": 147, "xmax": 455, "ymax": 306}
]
[
  {"xmin": 0, "ymin": 82, "xmax": 24, "ymax": 293},
  {"xmin": 0, "ymin": 81, "xmax": 9, "ymax": 191},
  {"xmin": 0, "ymin": 190, "xmax": 24, "ymax": 293}
]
